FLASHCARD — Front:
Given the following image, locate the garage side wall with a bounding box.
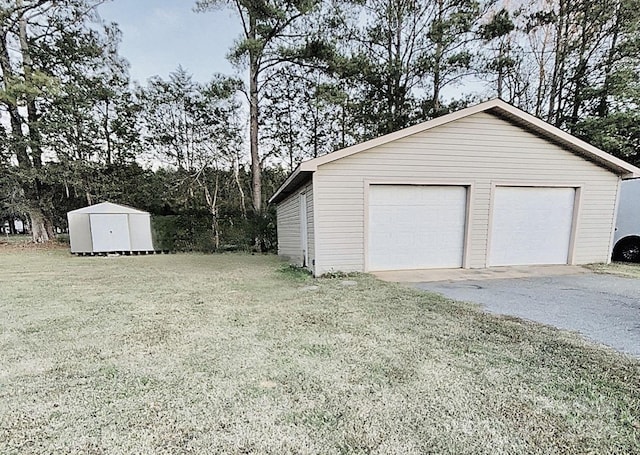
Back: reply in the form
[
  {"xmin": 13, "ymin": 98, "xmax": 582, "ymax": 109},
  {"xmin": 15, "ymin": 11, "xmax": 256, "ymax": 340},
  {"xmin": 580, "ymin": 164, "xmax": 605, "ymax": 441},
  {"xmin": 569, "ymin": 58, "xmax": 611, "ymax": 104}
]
[
  {"xmin": 276, "ymin": 179, "xmax": 314, "ymax": 272},
  {"xmin": 313, "ymin": 112, "xmax": 619, "ymax": 275}
]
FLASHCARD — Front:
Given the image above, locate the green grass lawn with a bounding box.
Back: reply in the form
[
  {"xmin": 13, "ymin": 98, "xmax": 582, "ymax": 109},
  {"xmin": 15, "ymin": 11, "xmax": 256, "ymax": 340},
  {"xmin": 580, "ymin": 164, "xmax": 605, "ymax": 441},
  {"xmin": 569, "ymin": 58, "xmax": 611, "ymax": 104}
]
[{"xmin": 1, "ymin": 250, "xmax": 638, "ymax": 454}]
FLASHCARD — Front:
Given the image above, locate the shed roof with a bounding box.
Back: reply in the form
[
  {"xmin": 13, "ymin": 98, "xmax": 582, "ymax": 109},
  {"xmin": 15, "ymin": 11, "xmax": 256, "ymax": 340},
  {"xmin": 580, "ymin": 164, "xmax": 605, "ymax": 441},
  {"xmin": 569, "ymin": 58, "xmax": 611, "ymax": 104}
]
[
  {"xmin": 67, "ymin": 202, "xmax": 149, "ymax": 215},
  {"xmin": 270, "ymin": 99, "xmax": 640, "ymax": 204}
]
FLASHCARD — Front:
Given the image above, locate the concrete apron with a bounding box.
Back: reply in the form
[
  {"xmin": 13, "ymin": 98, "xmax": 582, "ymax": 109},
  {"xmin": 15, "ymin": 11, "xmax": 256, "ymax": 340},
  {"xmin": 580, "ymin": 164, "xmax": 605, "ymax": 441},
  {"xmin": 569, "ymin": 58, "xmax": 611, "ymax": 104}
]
[{"xmin": 372, "ymin": 265, "xmax": 592, "ymax": 283}]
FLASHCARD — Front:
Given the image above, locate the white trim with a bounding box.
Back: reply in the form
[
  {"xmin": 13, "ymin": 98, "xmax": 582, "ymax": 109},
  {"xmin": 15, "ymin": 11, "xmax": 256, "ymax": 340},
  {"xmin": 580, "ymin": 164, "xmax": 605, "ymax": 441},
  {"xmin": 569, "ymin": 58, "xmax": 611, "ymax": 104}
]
[
  {"xmin": 363, "ymin": 180, "xmax": 370, "ymax": 272},
  {"xmin": 607, "ymin": 177, "xmax": 623, "ymax": 264},
  {"xmin": 299, "ymin": 191, "xmax": 308, "ymax": 268},
  {"xmin": 68, "ymin": 201, "xmax": 149, "ymax": 215},
  {"xmin": 567, "ymin": 187, "xmax": 583, "ymax": 265},
  {"xmin": 311, "ymin": 176, "xmax": 319, "ymax": 276}
]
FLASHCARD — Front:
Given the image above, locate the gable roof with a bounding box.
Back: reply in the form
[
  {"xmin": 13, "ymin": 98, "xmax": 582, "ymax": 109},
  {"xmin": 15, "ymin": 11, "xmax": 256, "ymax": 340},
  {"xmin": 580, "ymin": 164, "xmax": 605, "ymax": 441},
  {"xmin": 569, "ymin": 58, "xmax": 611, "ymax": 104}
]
[
  {"xmin": 270, "ymin": 98, "xmax": 640, "ymax": 204},
  {"xmin": 67, "ymin": 202, "xmax": 149, "ymax": 215}
]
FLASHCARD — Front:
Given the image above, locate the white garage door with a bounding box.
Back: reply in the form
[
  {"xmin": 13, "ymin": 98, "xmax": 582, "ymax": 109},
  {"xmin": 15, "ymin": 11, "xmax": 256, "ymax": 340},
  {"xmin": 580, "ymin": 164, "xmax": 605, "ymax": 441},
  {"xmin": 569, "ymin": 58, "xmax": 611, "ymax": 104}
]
[
  {"xmin": 489, "ymin": 187, "xmax": 575, "ymax": 266},
  {"xmin": 90, "ymin": 213, "xmax": 131, "ymax": 252},
  {"xmin": 368, "ymin": 185, "xmax": 467, "ymax": 271}
]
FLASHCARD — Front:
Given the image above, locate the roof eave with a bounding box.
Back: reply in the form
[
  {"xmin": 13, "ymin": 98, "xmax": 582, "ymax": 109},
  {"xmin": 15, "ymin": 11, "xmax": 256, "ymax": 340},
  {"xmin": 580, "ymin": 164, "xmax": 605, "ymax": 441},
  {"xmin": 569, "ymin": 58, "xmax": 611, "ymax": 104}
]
[
  {"xmin": 268, "ymin": 98, "xmax": 640, "ymax": 203},
  {"xmin": 268, "ymin": 165, "xmax": 314, "ymax": 204}
]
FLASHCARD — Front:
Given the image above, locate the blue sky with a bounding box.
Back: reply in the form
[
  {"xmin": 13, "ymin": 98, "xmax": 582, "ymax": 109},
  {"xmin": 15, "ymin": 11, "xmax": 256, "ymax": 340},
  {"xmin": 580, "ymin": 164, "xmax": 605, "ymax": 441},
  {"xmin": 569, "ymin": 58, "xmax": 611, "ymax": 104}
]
[{"xmin": 97, "ymin": 0, "xmax": 242, "ymax": 84}]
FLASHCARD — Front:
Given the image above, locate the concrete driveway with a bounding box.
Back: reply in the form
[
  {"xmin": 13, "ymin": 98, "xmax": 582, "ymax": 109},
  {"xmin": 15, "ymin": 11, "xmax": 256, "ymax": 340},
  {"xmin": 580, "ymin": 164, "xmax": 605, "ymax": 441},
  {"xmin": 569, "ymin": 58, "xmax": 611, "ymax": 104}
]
[{"xmin": 415, "ymin": 273, "xmax": 640, "ymax": 358}]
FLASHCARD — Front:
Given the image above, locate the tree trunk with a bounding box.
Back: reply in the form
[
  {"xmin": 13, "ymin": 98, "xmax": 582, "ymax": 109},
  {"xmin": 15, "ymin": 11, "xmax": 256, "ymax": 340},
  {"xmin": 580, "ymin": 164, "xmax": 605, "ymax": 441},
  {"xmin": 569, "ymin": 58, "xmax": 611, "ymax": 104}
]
[
  {"xmin": 432, "ymin": 0, "xmax": 444, "ymax": 116},
  {"xmin": 248, "ymin": 13, "xmax": 263, "ymax": 252},
  {"xmin": 598, "ymin": 2, "xmax": 620, "ymax": 118},
  {"xmin": 203, "ymin": 173, "xmax": 220, "ymax": 251},
  {"xmin": 104, "ymin": 98, "xmax": 112, "ymax": 164},
  {"xmin": 547, "ymin": 0, "xmax": 567, "ymax": 125},
  {"xmin": 28, "ymin": 206, "xmax": 52, "ymax": 243},
  {"xmin": 569, "ymin": 6, "xmax": 592, "ymax": 131},
  {"xmin": 534, "ymin": 37, "xmax": 548, "ymax": 117},
  {"xmin": 233, "ymin": 154, "xmax": 247, "ymax": 218},
  {"xmin": 249, "ymin": 17, "xmax": 261, "ymax": 215},
  {"xmin": 0, "ymin": 29, "xmax": 30, "ymax": 167},
  {"xmin": 17, "ymin": 0, "xmax": 43, "ymax": 168}
]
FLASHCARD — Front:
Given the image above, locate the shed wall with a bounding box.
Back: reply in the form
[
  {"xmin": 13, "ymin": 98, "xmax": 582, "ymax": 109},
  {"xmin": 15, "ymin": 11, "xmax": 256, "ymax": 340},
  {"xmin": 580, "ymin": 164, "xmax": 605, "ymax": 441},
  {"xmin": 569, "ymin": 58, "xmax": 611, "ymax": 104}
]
[
  {"xmin": 276, "ymin": 179, "xmax": 314, "ymax": 272},
  {"xmin": 128, "ymin": 214, "xmax": 154, "ymax": 251},
  {"xmin": 68, "ymin": 213, "xmax": 93, "ymax": 253},
  {"xmin": 312, "ymin": 112, "xmax": 619, "ymax": 275}
]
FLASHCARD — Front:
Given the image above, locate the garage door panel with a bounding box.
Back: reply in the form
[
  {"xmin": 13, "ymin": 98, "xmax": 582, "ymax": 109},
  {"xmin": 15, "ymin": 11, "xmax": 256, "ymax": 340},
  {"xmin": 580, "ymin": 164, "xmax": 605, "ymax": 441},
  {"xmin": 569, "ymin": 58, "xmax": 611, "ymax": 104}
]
[
  {"xmin": 489, "ymin": 187, "xmax": 575, "ymax": 266},
  {"xmin": 368, "ymin": 185, "xmax": 467, "ymax": 271}
]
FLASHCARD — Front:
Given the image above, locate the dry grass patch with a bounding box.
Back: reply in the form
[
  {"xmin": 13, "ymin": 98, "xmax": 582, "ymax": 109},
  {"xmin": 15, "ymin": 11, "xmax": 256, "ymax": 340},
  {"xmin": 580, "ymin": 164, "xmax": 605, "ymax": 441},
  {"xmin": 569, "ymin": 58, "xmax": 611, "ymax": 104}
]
[
  {"xmin": 588, "ymin": 262, "xmax": 640, "ymax": 279},
  {"xmin": 1, "ymin": 251, "xmax": 639, "ymax": 454},
  {"xmin": 0, "ymin": 235, "xmax": 67, "ymax": 252}
]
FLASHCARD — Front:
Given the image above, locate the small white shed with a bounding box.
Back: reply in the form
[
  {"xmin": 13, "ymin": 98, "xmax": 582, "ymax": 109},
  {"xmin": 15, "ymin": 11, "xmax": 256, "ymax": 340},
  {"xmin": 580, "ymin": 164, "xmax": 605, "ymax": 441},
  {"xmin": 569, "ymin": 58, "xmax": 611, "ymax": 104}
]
[{"xmin": 67, "ymin": 202, "xmax": 154, "ymax": 254}]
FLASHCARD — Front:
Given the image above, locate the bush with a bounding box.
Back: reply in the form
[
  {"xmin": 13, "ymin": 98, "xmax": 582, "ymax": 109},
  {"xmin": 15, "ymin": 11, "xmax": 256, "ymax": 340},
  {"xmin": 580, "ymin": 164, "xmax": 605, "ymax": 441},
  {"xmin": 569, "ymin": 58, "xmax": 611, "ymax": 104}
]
[
  {"xmin": 151, "ymin": 207, "xmax": 278, "ymax": 254},
  {"xmin": 55, "ymin": 234, "xmax": 70, "ymax": 245}
]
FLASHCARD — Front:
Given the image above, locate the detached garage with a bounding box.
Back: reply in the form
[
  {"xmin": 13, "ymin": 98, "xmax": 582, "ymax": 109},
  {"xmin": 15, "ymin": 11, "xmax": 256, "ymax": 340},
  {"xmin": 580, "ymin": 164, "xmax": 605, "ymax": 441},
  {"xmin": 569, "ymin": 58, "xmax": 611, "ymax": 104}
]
[
  {"xmin": 270, "ymin": 99, "xmax": 640, "ymax": 276},
  {"xmin": 67, "ymin": 202, "xmax": 154, "ymax": 254}
]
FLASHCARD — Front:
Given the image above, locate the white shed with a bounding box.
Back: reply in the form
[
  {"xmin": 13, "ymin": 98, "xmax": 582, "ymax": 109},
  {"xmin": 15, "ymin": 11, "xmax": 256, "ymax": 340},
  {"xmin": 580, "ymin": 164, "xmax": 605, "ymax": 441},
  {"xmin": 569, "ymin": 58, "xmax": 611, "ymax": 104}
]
[
  {"xmin": 270, "ymin": 99, "xmax": 640, "ymax": 276},
  {"xmin": 67, "ymin": 202, "xmax": 154, "ymax": 254}
]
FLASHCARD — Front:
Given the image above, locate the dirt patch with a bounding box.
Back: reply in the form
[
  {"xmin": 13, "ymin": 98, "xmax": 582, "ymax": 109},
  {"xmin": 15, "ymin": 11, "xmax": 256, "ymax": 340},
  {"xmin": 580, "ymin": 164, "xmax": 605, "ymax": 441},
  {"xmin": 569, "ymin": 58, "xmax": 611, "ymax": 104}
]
[{"xmin": 0, "ymin": 239, "xmax": 68, "ymax": 252}]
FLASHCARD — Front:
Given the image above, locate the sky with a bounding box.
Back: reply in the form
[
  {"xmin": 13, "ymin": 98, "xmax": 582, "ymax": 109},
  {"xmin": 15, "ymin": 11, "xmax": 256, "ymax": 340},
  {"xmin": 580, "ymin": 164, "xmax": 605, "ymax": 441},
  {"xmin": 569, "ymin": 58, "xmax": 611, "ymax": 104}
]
[{"xmin": 97, "ymin": 0, "xmax": 242, "ymax": 84}]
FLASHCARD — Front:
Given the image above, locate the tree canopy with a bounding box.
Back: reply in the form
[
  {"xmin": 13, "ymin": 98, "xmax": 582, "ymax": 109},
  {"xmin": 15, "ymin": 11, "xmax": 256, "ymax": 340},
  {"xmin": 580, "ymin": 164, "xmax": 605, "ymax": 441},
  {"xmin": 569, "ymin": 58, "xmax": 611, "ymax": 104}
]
[{"xmin": 1, "ymin": 0, "xmax": 639, "ymax": 248}]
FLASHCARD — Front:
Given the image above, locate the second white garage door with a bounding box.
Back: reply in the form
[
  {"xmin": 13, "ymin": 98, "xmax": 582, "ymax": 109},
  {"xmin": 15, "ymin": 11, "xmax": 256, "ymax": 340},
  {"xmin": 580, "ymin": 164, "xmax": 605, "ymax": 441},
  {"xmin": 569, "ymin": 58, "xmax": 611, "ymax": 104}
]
[
  {"xmin": 368, "ymin": 185, "xmax": 467, "ymax": 271},
  {"xmin": 489, "ymin": 186, "xmax": 575, "ymax": 266}
]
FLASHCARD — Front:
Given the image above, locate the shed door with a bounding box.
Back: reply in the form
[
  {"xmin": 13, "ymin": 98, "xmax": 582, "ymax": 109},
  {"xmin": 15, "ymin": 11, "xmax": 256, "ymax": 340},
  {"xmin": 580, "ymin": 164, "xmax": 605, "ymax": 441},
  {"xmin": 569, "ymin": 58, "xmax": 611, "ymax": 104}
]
[
  {"xmin": 489, "ymin": 187, "xmax": 575, "ymax": 266},
  {"xmin": 368, "ymin": 185, "xmax": 467, "ymax": 271},
  {"xmin": 90, "ymin": 213, "xmax": 131, "ymax": 252}
]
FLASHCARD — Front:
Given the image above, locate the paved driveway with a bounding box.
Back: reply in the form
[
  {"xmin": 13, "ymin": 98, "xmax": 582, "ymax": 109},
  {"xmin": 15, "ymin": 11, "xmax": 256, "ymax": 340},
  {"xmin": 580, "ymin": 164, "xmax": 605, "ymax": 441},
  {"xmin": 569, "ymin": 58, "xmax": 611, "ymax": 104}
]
[{"xmin": 416, "ymin": 274, "xmax": 640, "ymax": 358}]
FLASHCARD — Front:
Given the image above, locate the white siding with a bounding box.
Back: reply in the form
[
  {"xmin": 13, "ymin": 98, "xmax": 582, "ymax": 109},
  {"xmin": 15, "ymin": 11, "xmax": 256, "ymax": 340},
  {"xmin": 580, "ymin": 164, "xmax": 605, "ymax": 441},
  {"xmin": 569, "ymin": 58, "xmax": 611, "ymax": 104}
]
[
  {"xmin": 276, "ymin": 179, "xmax": 315, "ymax": 273},
  {"xmin": 312, "ymin": 112, "xmax": 619, "ymax": 275},
  {"xmin": 128, "ymin": 214, "xmax": 154, "ymax": 251},
  {"xmin": 67, "ymin": 213, "xmax": 92, "ymax": 253}
]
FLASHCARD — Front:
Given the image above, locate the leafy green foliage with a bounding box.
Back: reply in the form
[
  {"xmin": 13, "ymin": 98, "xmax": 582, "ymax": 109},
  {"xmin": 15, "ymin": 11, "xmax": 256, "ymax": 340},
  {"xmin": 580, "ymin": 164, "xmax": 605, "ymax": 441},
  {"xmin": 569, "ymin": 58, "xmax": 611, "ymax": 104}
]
[{"xmin": 3, "ymin": 0, "xmax": 640, "ymax": 251}]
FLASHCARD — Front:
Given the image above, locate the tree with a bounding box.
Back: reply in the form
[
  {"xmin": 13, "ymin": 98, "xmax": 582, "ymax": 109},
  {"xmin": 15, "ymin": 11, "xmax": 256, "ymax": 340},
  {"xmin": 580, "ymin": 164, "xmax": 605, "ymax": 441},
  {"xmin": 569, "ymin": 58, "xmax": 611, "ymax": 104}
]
[
  {"xmin": 504, "ymin": 0, "xmax": 640, "ymax": 162},
  {"xmin": 300, "ymin": 0, "xmax": 485, "ymax": 141},
  {"xmin": 195, "ymin": 0, "xmax": 318, "ymax": 220},
  {"xmin": 423, "ymin": 0, "xmax": 480, "ymax": 116},
  {"xmin": 478, "ymin": 7, "xmax": 522, "ymax": 101},
  {"xmin": 0, "ymin": 0, "xmax": 136, "ymax": 241},
  {"xmin": 318, "ymin": 0, "xmax": 434, "ymax": 136},
  {"xmin": 138, "ymin": 67, "xmax": 244, "ymax": 248},
  {"xmin": 261, "ymin": 64, "xmax": 355, "ymax": 169}
]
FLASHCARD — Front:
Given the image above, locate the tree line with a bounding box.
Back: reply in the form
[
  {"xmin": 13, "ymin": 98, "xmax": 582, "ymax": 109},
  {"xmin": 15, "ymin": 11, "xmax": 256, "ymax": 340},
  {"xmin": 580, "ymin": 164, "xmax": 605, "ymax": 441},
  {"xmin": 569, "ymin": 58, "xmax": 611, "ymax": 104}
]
[{"xmin": 1, "ymin": 0, "xmax": 639, "ymax": 250}]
